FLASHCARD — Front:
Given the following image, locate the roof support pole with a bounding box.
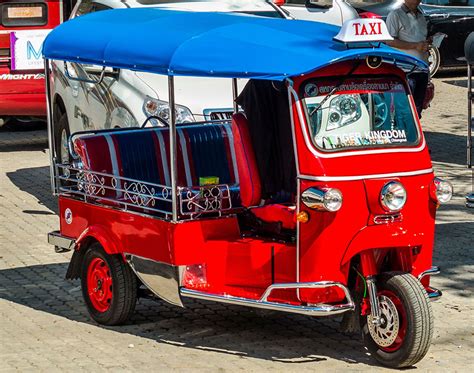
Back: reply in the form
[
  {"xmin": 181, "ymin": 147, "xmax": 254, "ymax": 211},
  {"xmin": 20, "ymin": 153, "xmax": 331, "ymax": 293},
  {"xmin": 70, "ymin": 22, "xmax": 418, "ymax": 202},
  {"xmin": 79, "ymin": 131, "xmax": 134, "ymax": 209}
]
[
  {"xmin": 168, "ymin": 75, "xmax": 178, "ymax": 222},
  {"xmin": 44, "ymin": 58, "xmax": 57, "ymax": 195},
  {"xmin": 232, "ymin": 78, "xmax": 238, "ymax": 114}
]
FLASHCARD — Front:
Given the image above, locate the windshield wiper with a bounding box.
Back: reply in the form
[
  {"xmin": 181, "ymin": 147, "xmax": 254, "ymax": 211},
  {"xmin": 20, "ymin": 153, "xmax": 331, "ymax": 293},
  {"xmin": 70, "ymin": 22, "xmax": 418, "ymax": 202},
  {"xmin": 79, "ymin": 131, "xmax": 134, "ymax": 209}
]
[{"xmin": 309, "ymin": 61, "xmax": 361, "ymax": 117}]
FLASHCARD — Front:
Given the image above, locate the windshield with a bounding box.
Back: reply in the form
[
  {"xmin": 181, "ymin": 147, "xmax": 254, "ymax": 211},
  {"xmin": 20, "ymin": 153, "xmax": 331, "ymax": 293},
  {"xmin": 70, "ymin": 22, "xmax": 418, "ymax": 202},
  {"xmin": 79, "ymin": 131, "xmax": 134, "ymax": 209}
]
[{"xmin": 300, "ymin": 76, "xmax": 420, "ymax": 151}]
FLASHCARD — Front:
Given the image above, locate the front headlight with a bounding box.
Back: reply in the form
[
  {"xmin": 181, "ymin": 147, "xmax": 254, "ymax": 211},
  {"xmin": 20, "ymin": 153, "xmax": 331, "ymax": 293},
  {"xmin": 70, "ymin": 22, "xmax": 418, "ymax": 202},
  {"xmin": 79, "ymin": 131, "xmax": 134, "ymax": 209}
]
[
  {"xmin": 143, "ymin": 97, "xmax": 195, "ymax": 125},
  {"xmin": 301, "ymin": 187, "xmax": 343, "ymax": 212},
  {"xmin": 326, "ymin": 94, "xmax": 362, "ymax": 131},
  {"xmin": 380, "ymin": 181, "xmax": 407, "ymax": 212},
  {"xmin": 430, "ymin": 177, "xmax": 453, "ymax": 204}
]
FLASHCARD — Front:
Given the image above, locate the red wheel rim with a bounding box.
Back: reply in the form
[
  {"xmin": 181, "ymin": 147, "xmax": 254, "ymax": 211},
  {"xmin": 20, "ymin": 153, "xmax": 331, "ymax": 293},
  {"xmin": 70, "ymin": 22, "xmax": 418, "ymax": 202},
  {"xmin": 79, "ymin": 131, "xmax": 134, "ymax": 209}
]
[
  {"xmin": 378, "ymin": 289, "xmax": 407, "ymax": 352},
  {"xmin": 87, "ymin": 257, "xmax": 113, "ymax": 312}
]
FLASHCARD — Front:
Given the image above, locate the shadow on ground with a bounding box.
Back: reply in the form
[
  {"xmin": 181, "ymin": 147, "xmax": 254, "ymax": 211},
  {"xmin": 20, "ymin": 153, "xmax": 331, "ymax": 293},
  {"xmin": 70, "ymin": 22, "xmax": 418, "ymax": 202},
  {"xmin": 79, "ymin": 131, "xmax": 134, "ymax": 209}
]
[
  {"xmin": 0, "ymin": 262, "xmax": 374, "ymax": 366},
  {"xmin": 6, "ymin": 166, "xmax": 57, "ymax": 213},
  {"xmin": 0, "ymin": 120, "xmax": 48, "ymax": 153},
  {"xmin": 424, "ymin": 131, "xmax": 467, "ymax": 166}
]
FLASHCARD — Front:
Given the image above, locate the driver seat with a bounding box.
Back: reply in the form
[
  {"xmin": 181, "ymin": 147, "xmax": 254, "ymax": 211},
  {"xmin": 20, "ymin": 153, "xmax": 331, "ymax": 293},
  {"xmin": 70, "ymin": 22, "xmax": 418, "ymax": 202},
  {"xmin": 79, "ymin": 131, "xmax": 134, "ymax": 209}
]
[{"xmin": 231, "ymin": 113, "xmax": 296, "ymax": 231}]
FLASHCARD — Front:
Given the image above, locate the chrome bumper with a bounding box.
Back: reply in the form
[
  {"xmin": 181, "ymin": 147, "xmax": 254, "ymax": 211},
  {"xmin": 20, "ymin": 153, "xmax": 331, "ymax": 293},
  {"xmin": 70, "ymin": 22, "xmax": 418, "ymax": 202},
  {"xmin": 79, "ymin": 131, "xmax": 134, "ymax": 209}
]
[
  {"xmin": 48, "ymin": 231, "xmax": 75, "ymax": 253},
  {"xmin": 466, "ymin": 193, "xmax": 474, "ymax": 208},
  {"xmin": 418, "ymin": 266, "xmax": 442, "ymax": 300},
  {"xmin": 180, "ymin": 281, "xmax": 355, "ymax": 317}
]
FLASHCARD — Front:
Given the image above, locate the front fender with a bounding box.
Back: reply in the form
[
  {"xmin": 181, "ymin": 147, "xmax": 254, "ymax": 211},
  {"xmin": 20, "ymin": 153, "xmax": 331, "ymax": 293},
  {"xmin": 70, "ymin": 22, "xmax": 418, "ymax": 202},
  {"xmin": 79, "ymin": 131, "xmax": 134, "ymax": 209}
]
[{"xmin": 341, "ymin": 224, "xmax": 424, "ymax": 266}]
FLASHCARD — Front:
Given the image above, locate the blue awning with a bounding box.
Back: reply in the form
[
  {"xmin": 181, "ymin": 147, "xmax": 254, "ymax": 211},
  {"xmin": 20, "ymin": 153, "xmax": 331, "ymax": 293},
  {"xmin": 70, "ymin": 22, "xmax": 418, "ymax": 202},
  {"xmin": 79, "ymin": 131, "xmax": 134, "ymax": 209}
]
[{"xmin": 43, "ymin": 8, "xmax": 428, "ymax": 80}]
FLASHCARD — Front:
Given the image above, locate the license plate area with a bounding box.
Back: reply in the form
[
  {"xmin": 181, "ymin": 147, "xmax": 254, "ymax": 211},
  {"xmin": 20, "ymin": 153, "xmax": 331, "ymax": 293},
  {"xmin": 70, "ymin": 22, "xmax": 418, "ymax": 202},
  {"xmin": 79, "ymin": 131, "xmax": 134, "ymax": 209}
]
[
  {"xmin": 10, "ymin": 29, "xmax": 51, "ymax": 71},
  {"xmin": 1, "ymin": 3, "xmax": 47, "ymax": 27}
]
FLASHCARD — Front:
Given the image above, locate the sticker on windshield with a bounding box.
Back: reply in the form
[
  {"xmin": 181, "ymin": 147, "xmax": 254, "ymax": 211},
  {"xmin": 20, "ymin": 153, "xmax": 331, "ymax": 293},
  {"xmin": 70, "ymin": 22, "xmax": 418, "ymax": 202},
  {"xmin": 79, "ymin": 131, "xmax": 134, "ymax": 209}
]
[
  {"xmin": 304, "ymin": 83, "xmax": 318, "ymax": 97},
  {"xmin": 303, "ymin": 79, "xmax": 404, "ymax": 97},
  {"xmin": 315, "ymin": 129, "xmax": 408, "ymax": 149}
]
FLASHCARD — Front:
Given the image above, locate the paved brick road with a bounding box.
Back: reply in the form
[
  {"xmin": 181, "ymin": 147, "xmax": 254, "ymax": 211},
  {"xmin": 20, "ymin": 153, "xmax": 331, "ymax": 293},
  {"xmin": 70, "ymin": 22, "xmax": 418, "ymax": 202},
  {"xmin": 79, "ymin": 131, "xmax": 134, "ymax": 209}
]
[{"xmin": 0, "ymin": 75, "xmax": 473, "ymax": 372}]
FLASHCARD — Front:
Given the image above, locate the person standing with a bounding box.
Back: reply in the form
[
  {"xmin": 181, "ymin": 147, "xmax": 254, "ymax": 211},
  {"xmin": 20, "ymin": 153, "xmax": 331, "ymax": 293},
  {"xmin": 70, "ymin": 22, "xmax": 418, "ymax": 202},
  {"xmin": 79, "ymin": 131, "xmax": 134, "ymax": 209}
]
[{"xmin": 386, "ymin": 0, "xmax": 430, "ymax": 118}]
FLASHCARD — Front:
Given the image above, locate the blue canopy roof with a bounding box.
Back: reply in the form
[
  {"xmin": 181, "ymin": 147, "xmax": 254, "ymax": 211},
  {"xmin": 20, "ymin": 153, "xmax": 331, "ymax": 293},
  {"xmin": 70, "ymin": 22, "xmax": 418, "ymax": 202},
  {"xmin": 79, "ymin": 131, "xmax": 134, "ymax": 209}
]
[{"xmin": 43, "ymin": 8, "xmax": 428, "ymax": 80}]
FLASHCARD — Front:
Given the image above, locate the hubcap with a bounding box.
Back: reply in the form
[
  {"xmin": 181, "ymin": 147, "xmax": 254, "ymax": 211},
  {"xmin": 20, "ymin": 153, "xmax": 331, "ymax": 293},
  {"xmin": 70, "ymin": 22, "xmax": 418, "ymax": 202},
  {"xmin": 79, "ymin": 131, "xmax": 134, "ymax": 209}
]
[
  {"xmin": 87, "ymin": 257, "xmax": 112, "ymax": 313},
  {"xmin": 367, "ymin": 295, "xmax": 399, "ymax": 347},
  {"xmin": 60, "ymin": 129, "xmax": 69, "ymax": 164}
]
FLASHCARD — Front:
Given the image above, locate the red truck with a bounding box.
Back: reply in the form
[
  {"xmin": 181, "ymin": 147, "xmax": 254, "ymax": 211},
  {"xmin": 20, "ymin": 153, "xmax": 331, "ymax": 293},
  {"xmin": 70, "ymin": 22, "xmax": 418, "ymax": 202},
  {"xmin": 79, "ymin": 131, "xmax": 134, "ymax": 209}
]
[{"xmin": 0, "ymin": 0, "xmax": 74, "ymax": 125}]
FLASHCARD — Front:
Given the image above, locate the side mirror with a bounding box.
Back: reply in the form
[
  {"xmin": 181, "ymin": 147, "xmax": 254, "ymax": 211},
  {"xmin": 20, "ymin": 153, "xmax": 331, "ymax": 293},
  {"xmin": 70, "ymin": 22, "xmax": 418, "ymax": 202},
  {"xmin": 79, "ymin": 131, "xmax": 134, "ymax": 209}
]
[{"xmin": 307, "ymin": 0, "xmax": 333, "ymax": 7}]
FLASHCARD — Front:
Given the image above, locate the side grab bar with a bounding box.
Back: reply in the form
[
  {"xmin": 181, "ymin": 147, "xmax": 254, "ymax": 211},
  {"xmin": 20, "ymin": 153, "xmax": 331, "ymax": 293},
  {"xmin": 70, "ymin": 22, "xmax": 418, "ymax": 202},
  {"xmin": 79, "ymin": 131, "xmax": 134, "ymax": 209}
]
[{"xmin": 181, "ymin": 281, "xmax": 355, "ymax": 316}]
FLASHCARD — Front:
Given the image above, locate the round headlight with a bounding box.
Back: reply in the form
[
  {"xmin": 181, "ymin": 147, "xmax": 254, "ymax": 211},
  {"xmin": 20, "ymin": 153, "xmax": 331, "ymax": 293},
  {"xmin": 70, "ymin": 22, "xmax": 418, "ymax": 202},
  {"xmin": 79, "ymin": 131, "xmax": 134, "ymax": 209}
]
[
  {"xmin": 301, "ymin": 187, "xmax": 343, "ymax": 212},
  {"xmin": 380, "ymin": 181, "xmax": 406, "ymax": 212},
  {"xmin": 323, "ymin": 188, "xmax": 343, "ymax": 212},
  {"xmin": 430, "ymin": 177, "xmax": 453, "ymax": 204}
]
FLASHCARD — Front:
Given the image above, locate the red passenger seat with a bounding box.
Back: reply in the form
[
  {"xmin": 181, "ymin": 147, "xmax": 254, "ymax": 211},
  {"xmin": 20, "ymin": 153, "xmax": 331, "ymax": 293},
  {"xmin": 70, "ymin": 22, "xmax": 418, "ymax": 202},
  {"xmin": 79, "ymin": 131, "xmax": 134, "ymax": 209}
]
[
  {"xmin": 72, "ymin": 124, "xmax": 241, "ymax": 215},
  {"xmin": 231, "ymin": 113, "xmax": 261, "ymax": 207},
  {"xmin": 231, "ymin": 114, "xmax": 296, "ymax": 230}
]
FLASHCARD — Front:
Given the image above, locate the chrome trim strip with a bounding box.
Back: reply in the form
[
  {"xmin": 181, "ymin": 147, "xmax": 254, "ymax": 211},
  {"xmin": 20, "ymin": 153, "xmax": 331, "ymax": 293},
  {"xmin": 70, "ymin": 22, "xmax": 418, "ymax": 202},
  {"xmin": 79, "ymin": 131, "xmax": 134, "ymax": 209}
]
[
  {"xmin": 48, "ymin": 231, "xmax": 75, "ymax": 252},
  {"xmin": 299, "ymin": 168, "xmax": 433, "ymax": 182},
  {"xmin": 288, "ymin": 85, "xmax": 427, "ymax": 159},
  {"xmin": 286, "ymin": 79, "xmax": 302, "ymax": 299},
  {"xmin": 45, "ymin": 59, "xmax": 57, "ymax": 194},
  {"xmin": 466, "ymin": 193, "xmax": 474, "ymax": 208},
  {"xmin": 418, "ymin": 266, "xmax": 440, "ymax": 280},
  {"xmin": 125, "ymin": 254, "xmax": 184, "ymax": 307},
  {"xmin": 426, "ymin": 287, "xmax": 442, "ymax": 300},
  {"xmin": 181, "ymin": 281, "xmax": 355, "ymax": 317},
  {"xmin": 418, "ymin": 266, "xmax": 442, "ymax": 301},
  {"xmin": 169, "ymin": 76, "xmax": 178, "ymax": 222}
]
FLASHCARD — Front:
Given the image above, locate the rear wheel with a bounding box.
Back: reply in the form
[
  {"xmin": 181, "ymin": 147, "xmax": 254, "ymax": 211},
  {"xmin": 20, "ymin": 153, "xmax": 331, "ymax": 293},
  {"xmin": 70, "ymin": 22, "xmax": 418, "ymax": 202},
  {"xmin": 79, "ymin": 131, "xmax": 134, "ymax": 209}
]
[
  {"xmin": 361, "ymin": 272, "xmax": 433, "ymax": 368},
  {"xmin": 81, "ymin": 243, "xmax": 137, "ymax": 325}
]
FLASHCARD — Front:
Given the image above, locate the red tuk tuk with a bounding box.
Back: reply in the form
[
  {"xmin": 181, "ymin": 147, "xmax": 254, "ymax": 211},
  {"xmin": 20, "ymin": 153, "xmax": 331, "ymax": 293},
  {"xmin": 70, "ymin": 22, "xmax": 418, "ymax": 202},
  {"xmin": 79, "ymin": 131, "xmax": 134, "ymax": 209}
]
[{"xmin": 44, "ymin": 10, "xmax": 453, "ymax": 368}]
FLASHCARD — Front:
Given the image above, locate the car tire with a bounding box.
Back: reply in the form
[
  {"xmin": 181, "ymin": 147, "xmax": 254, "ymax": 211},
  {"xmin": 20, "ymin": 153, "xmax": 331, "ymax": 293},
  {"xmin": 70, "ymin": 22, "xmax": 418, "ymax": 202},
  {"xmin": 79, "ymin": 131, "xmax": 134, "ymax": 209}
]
[
  {"xmin": 81, "ymin": 243, "xmax": 137, "ymax": 325},
  {"xmin": 54, "ymin": 113, "xmax": 71, "ymax": 164},
  {"xmin": 360, "ymin": 272, "xmax": 433, "ymax": 368},
  {"xmin": 428, "ymin": 46, "xmax": 441, "ymax": 77}
]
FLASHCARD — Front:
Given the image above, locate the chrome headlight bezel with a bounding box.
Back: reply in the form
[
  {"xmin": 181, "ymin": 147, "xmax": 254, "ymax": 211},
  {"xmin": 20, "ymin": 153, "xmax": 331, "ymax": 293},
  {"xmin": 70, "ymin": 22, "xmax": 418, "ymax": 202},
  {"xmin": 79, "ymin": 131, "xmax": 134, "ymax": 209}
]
[
  {"xmin": 430, "ymin": 177, "xmax": 453, "ymax": 204},
  {"xmin": 380, "ymin": 181, "xmax": 407, "ymax": 212},
  {"xmin": 301, "ymin": 187, "xmax": 343, "ymax": 212}
]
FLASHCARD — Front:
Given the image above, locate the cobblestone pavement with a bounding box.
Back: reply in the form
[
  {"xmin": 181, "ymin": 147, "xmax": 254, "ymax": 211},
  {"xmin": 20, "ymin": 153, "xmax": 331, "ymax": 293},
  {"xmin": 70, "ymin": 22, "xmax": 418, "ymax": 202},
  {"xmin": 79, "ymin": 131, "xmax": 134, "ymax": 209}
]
[{"xmin": 0, "ymin": 74, "xmax": 473, "ymax": 372}]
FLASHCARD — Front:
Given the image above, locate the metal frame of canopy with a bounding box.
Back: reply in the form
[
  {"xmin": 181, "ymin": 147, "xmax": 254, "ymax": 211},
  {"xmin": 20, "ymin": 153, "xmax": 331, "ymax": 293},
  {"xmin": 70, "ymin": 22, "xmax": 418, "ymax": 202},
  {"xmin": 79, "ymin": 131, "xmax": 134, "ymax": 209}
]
[{"xmin": 42, "ymin": 10, "xmax": 429, "ymax": 219}]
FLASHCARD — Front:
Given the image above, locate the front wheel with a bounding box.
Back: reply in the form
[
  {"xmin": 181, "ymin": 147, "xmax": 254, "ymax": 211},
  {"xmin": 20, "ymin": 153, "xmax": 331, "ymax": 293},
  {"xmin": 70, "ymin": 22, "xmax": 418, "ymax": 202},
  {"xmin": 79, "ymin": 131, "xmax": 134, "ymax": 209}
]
[
  {"xmin": 361, "ymin": 272, "xmax": 433, "ymax": 368},
  {"xmin": 81, "ymin": 243, "xmax": 137, "ymax": 325}
]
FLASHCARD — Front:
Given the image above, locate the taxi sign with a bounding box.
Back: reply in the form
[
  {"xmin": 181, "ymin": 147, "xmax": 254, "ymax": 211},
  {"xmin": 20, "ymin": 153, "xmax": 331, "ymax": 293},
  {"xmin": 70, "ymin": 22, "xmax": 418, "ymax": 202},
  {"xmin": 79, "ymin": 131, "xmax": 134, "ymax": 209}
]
[{"xmin": 334, "ymin": 19, "xmax": 393, "ymax": 44}]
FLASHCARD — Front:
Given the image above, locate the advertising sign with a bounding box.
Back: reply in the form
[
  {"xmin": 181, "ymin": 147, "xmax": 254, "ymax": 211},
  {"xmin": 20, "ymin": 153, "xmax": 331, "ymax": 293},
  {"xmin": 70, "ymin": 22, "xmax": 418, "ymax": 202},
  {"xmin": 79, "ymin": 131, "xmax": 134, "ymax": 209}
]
[{"xmin": 10, "ymin": 30, "xmax": 51, "ymax": 71}]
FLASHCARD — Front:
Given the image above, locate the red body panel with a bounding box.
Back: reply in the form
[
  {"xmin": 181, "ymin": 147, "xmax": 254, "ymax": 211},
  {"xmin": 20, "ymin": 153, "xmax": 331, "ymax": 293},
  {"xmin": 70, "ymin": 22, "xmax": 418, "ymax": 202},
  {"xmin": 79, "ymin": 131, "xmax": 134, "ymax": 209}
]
[
  {"xmin": 0, "ymin": 0, "xmax": 61, "ymax": 117},
  {"xmin": 56, "ymin": 61, "xmax": 439, "ymax": 307},
  {"xmin": 59, "ymin": 197, "xmax": 297, "ymax": 300}
]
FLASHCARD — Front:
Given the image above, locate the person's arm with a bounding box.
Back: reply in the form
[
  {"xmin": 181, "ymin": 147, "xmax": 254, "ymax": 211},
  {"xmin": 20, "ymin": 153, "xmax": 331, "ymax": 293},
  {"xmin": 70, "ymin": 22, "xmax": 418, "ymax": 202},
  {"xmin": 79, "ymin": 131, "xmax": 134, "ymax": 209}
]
[{"xmin": 386, "ymin": 38, "xmax": 429, "ymax": 52}]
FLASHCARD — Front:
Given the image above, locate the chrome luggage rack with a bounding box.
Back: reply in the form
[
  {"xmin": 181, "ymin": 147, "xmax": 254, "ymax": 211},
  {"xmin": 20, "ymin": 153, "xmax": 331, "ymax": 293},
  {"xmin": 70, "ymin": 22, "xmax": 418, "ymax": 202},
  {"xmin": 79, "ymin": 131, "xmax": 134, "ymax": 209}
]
[{"xmin": 56, "ymin": 163, "xmax": 233, "ymax": 220}]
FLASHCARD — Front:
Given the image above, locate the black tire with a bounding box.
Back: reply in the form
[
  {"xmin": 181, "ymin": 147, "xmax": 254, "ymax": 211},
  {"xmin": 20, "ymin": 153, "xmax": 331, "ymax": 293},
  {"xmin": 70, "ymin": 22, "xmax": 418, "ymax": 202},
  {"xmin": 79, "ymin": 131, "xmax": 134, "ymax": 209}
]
[
  {"xmin": 54, "ymin": 113, "xmax": 71, "ymax": 164},
  {"xmin": 428, "ymin": 46, "xmax": 441, "ymax": 77},
  {"xmin": 361, "ymin": 272, "xmax": 433, "ymax": 368},
  {"xmin": 81, "ymin": 243, "xmax": 137, "ymax": 325}
]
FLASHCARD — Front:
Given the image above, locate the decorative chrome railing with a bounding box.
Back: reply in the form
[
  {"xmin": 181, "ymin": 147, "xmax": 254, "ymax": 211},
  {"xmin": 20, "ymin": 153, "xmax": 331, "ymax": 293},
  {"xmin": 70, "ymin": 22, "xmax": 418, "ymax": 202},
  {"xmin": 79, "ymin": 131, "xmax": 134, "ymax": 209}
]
[
  {"xmin": 56, "ymin": 164, "xmax": 233, "ymax": 220},
  {"xmin": 179, "ymin": 184, "xmax": 233, "ymax": 218}
]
